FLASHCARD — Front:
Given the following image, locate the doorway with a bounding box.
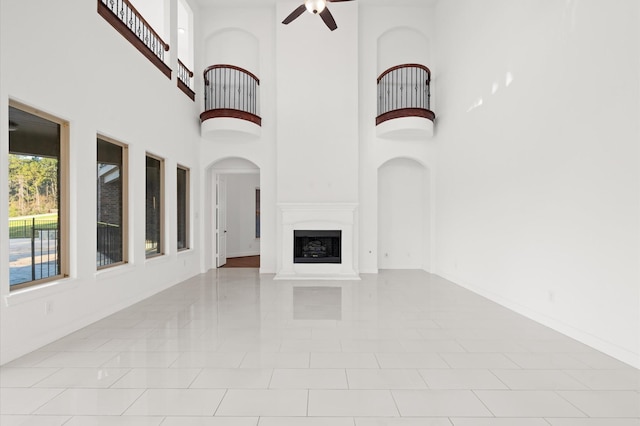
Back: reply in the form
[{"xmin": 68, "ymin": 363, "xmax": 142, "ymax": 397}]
[{"xmin": 208, "ymin": 158, "xmax": 261, "ymax": 270}]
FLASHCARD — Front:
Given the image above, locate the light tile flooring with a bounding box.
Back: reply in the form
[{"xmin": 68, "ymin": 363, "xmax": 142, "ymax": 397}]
[{"xmin": 1, "ymin": 269, "xmax": 639, "ymax": 425}]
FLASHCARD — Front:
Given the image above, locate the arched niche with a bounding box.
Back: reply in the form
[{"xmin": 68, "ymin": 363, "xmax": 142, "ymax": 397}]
[
  {"xmin": 377, "ymin": 157, "xmax": 431, "ymax": 271},
  {"xmin": 204, "ymin": 28, "xmax": 260, "ymax": 76},
  {"xmin": 377, "ymin": 27, "xmax": 430, "ymax": 76}
]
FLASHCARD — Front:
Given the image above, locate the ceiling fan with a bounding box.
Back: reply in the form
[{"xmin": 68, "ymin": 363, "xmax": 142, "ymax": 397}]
[{"xmin": 282, "ymin": 0, "xmax": 355, "ymax": 31}]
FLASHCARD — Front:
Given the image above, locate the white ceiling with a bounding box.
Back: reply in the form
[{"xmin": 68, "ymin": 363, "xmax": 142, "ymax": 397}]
[{"xmin": 192, "ymin": 0, "xmax": 437, "ymax": 7}]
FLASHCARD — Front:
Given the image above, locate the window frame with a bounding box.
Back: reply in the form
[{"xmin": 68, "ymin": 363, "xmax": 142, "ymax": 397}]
[
  {"xmin": 145, "ymin": 153, "xmax": 165, "ymax": 259},
  {"xmin": 176, "ymin": 164, "xmax": 190, "ymax": 251},
  {"xmin": 96, "ymin": 135, "xmax": 129, "ymax": 270},
  {"xmin": 8, "ymin": 100, "xmax": 69, "ymax": 291}
]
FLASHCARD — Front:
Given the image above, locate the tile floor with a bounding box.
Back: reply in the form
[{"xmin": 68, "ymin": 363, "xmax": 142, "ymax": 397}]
[{"xmin": 1, "ymin": 269, "xmax": 639, "ymax": 425}]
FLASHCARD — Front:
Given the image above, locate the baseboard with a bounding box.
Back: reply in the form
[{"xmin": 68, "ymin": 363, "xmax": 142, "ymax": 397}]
[
  {"xmin": 227, "ymin": 251, "xmax": 260, "ymax": 258},
  {"xmin": 436, "ymin": 271, "xmax": 640, "ymax": 369}
]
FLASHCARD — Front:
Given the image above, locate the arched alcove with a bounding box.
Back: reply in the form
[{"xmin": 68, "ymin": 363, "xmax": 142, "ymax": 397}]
[
  {"xmin": 377, "ymin": 27, "xmax": 430, "ymax": 76},
  {"xmin": 204, "ymin": 28, "xmax": 260, "ymax": 75},
  {"xmin": 377, "ymin": 157, "xmax": 431, "ymax": 270}
]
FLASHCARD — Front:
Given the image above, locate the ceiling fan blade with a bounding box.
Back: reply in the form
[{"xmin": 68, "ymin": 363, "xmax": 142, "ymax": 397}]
[
  {"xmin": 319, "ymin": 7, "xmax": 338, "ymax": 31},
  {"xmin": 282, "ymin": 4, "xmax": 307, "ymax": 25}
]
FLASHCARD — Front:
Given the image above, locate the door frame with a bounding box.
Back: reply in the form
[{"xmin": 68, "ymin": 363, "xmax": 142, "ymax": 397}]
[{"xmin": 206, "ymin": 160, "xmax": 261, "ymax": 271}]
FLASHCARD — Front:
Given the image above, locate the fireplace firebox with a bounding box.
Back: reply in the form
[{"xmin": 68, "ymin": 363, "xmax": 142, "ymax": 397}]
[{"xmin": 293, "ymin": 230, "xmax": 341, "ymax": 264}]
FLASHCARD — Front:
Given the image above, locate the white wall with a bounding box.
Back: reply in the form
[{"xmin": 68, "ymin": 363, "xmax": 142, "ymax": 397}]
[
  {"xmin": 434, "ymin": 0, "xmax": 640, "ymax": 367},
  {"xmin": 197, "ymin": 4, "xmax": 277, "ymax": 274},
  {"xmin": 276, "ymin": 1, "xmax": 359, "ymax": 204},
  {"xmin": 0, "ymin": 0, "xmax": 202, "ymax": 364},
  {"xmin": 226, "ymin": 173, "xmax": 260, "ymax": 258}
]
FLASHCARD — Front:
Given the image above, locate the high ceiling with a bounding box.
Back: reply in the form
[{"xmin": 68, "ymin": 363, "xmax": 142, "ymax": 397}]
[{"xmin": 191, "ymin": 0, "xmax": 437, "ymax": 7}]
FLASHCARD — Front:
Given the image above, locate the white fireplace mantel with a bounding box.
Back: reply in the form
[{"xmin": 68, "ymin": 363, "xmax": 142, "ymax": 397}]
[{"xmin": 276, "ymin": 203, "xmax": 360, "ymax": 280}]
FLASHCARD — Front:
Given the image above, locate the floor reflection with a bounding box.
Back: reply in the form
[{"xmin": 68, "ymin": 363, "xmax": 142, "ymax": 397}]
[{"xmin": 293, "ymin": 286, "xmax": 342, "ymax": 320}]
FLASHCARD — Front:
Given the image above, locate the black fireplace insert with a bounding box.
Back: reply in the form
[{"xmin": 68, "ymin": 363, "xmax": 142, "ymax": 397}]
[{"xmin": 293, "ymin": 230, "xmax": 341, "ymax": 264}]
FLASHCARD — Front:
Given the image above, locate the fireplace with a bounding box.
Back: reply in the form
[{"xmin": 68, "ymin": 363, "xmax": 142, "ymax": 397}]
[
  {"xmin": 276, "ymin": 203, "xmax": 358, "ymax": 280},
  {"xmin": 294, "ymin": 230, "xmax": 341, "ymax": 264}
]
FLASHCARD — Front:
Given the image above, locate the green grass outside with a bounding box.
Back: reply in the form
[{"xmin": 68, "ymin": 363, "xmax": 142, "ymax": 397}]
[{"xmin": 9, "ymin": 213, "xmax": 59, "ymax": 239}]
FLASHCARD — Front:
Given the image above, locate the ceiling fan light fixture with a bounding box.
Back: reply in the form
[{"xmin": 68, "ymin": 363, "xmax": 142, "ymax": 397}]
[{"xmin": 305, "ymin": 0, "xmax": 326, "ymax": 14}]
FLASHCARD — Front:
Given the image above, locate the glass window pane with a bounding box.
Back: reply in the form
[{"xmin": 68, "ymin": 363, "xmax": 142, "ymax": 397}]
[
  {"xmin": 97, "ymin": 138, "xmax": 124, "ymax": 268},
  {"xmin": 177, "ymin": 166, "xmax": 189, "ymax": 250},
  {"xmin": 8, "ymin": 106, "xmax": 62, "ymax": 288},
  {"xmin": 145, "ymin": 155, "xmax": 162, "ymax": 257}
]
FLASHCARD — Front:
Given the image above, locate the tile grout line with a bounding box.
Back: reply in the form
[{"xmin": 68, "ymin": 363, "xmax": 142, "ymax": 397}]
[
  {"xmin": 470, "ymin": 388, "xmax": 496, "ymax": 418},
  {"xmin": 212, "ymin": 388, "xmax": 229, "ymax": 416},
  {"xmin": 118, "ymin": 387, "xmax": 148, "ymax": 415},
  {"xmin": 552, "ymin": 389, "xmax": 590, "ymax": 417}
]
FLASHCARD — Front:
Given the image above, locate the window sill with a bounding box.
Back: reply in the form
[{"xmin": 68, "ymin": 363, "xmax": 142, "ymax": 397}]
[
  {"xmin": 95, "ymin": 262, "xmax": 135, "ymax": 281},
  {"xmin": 145, "ymin": 254, "xmax": 168, "ymax": 265},
  {"xmin": 4, "ymin": 277, "xmax": 78, "ymax": 307}
]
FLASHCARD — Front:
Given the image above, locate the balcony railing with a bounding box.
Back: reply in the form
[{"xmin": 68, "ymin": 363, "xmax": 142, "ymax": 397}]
[
  {"xmin": 201, "ymin": 65, "xmax": 261, "ymax": 126},
  {"xmin": 9, "ymin": 218, "xmax": 59, "ymax": 286},
  {"xmin": 177, "ymin": 59, "xmax": 195, "ymax": 101},
  {"xmin": 377, "ymin": 64, "xmax": 434, "ymax": 125},
  {"xmin": 97, "ymin": 222, "xmax": 123, "ymax": 268},
  {"xmin": 98, "ymin": 0, "xmax": 171, "ymax": 78}
]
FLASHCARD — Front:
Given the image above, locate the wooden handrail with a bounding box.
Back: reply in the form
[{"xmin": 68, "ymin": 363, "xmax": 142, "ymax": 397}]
[
  {"xmin": 377, "ymin": 63, "xmax": 431, "ymax": 83},
  {"xmin": 98, "ymin": 0, "xmax": 171, "ymax": 78},
  {"xmin": 178, "ymin": 59, "xmax": 194, "ymax": 78},
  {"xmin": 203, "ymin": 64, "xmax": 260, "ymax": 85},
  {"xmin": 106, "ymin": 0, "xmax": 169, "ymax": 51}
]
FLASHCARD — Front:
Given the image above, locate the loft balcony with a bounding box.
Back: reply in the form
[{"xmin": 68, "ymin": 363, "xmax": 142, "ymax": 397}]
[
  {"xmin": 200, "ymin": 65, "xmax": 261, "ymax": 140},
  {"xmin": 177, "ymin": 59, "xmax": 195, "ymax": 101},
  {"xmin": 376, "ymin": 64, "xmax": 435, "ymax": 139}
]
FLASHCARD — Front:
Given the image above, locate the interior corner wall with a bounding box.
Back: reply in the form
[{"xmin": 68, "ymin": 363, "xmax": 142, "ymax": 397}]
[{"xmin": 434, "ymin": 0, "xmax": 640, "ymax": 367}]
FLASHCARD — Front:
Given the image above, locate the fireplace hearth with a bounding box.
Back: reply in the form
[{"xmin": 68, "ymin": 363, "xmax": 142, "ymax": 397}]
[{"xmin": 294, "ymin": 230, "xmax": 341, "ymax": 264}]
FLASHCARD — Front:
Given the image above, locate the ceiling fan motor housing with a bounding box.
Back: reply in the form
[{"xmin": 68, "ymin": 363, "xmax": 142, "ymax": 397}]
[{"xmin": 305, "ymin": 0, "xmax": 326, "ymax": 14}]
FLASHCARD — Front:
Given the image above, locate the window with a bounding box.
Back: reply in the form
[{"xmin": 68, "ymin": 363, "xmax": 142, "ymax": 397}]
[
  {"xmin": 255, "ymin": 188, "xmax": 260, "ymax": 239},
  {"xmin": 177, "ymin": 166, "xmax": 189, "ymax": 250},
  {"xmin": 8, "ymin": 103, "xmax": 68, "ymax": 290},
  {"xmin": 145, "ymin": 154, "xmax": 163, "ymax": 257},
  {"xmin": 97, "ymin": 137, "xmax": 127, "ymax": 268}
]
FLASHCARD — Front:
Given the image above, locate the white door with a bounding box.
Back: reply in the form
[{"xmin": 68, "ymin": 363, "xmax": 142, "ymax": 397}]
[{"xmin": 216, "ymin": 174, "xmax": 227, "ymax": 267}]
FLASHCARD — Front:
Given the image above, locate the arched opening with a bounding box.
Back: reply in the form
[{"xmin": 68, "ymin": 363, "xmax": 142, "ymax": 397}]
[
  {"xmin": 377, "ymin": 158, "xmax": 431, "ymax": 270},
  {"xmin": 205, "ymin": 158, "xmax": 261, "ymax": 270}
]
